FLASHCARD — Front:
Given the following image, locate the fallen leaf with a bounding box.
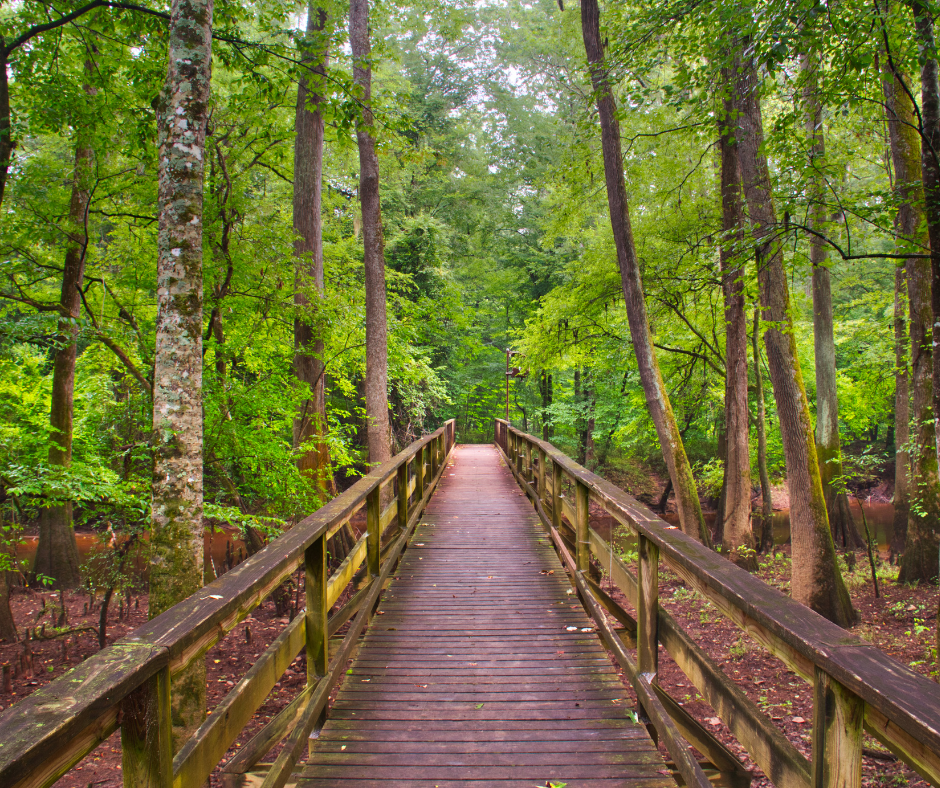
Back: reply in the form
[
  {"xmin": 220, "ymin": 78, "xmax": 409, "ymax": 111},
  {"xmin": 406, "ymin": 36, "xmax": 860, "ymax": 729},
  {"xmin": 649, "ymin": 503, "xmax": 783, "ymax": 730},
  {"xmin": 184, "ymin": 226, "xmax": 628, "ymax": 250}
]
[
  {"xmin": 707, "ymin": 717, "xmax": 721, "ymax": 726},
  {"xmin": 792, "ymin": 716, "xmax": 806, "ymax": 724},
  {"xmin": 475, "ymin": 703, "xmax": 485, "ymax": 709}
]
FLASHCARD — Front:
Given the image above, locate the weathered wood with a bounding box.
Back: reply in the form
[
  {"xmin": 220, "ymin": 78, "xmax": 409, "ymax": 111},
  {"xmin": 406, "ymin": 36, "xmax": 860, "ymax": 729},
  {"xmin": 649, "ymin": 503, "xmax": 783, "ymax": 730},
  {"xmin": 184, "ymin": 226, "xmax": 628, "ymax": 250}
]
[
  {"xmin": 589, "ymin": 525, "xmax": 812, "ymax": 788},
  {"xmin": 0, "ymin": 641, "xmax": 166, "ymax": 788},
  {"xmin": 502, "ymin": 423, "xmax": 940, "ymax": 786},
  {"xmin": 552, "ymin": 460, "xmax": 563, "ymax": 534},
  {"xmin": 562, "ymin": 497, "xmax": 576, "ymax": 530},
  {"xmin": 415, "ymin": 445, "xmax": 425, "ymax": 502},
  {"xmin": 173, "ymin": 618, "xmax": 305, "ymax": 788},
  {"xmin": 306, "ymin": 535, "xmax": 328, "ymax": 679},
  {"xmin": 638, "ymin": 535, "xmax": 659, "ymax": 678},
  {"xmin": 123, "ymin": 665, "xmax": 173, "ymax": 788},
  {"xmin": 538, "ymin": 447, "xmax": 546, "ymax": 505},
  {"xmin": 812, "ymin": 667, "xmax": 863, "ymax": 788},
  {"xmin": 366, "ymin": 486, "xmax": 381, "ymax": 577},
  {"xmin": 326, "ymin": 532, "xmax": 367, "ymax": 609},
  {"xmin": 575, "ymin": 480, "xmax": 589, "ymax": 571},
  {"xmin": 583, "ymin": 575, "xmax": 637, "ymax": 646}
]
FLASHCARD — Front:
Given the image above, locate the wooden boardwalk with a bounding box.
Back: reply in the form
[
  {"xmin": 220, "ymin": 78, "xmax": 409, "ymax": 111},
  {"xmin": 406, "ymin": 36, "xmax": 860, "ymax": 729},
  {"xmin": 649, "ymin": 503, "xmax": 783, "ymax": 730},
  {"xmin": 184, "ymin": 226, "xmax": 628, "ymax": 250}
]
[{"xmin": 299, "ymin": 444, "xmax": 671, "ymax": 787}]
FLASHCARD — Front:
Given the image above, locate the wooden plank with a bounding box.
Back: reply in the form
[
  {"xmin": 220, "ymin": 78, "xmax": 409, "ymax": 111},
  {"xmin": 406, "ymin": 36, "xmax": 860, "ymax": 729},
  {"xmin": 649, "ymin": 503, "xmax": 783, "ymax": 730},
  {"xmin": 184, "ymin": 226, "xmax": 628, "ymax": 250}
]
[
  {"xmin": 380, "ymin": 495, "xmax": 398, "ymax": 531},
  {"xmin": 637, "ymin": 535, "xmax": 659, "ymax": 678},
  {"xmin": 366, "ymin": 487, "xmax": 381, "ymax": 577},
  {"xmin": 575, "ymin": 480, "xmax": 589, "ymax": 571},
  {"xmin": 173, "ymin": 618, "xmax": 305, "ymax": 788},
  {"xmin": 0, "ymin": 641, "xmax": 167, "ymax": 788},
  {"xmin": 122, "ymin": 665, "xmax": 172, "ymax": 788},
  {"xmin": 812, "ymin": 667, "xmax": 863, "ymax": 788}
]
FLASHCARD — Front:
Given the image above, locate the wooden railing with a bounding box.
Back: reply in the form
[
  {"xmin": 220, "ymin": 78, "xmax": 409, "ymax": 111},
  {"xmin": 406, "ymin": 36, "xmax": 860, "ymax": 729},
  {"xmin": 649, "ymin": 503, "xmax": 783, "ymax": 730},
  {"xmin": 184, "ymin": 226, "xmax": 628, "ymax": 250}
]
[
  {"xmin": 0, "ymin": 420, "xmax": 456, "ymax": 788},
  {"xmin": 495, "ymin": 419, "xmax": 940, "ymax": 788}
]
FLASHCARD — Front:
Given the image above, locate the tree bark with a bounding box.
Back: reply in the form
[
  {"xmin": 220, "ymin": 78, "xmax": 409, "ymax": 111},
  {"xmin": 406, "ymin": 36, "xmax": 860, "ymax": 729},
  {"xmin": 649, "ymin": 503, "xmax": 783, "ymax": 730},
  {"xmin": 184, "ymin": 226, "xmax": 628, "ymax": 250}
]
[
  {"xmin": 732, "ymin": 49, "xmax": 856, "ymax": 625},
  {"xmin": 892, "ymin": 262, "xmax": 911, "ymax": 558},
  {"xmin": 350, "ymin": 0, "xmax": 391, "ymax": 466},
  {"xmin": 293, "ymin": 4, "xmax": 335, "ymax": 496},
  {"xmin": 718, "ymin": 80, "xmax": 755, "ymax": 566},
  {"xmin": 901, "ymin": 1, "xmax": 940, "ymax": 582},
  {"xmin": 150, "ymin": 0, "xmax": 213, "ymax": 749},
  {"xmin": 541, "ymin": 372, "xmax": 553, "ymax": 440},
  {"xmin": 883, "ymin": 38, "xmax": 940, "ymax": 583},
  {"xmin": 33, "ymin": 62, "xmax": 97, "ymax": 589},
  {"xmin": 802, "ymin": 49, "xmax": 862, "ymax": 551},
  {"xmin": 752, "ymin": 307, "xmax": 774, "ymax": 553},
  {"xmin": 580, "ymin": 0, "xmax": 709, "ymax": 544},
  {"xmin": 0, "ymin": 48, "xmax": 12, "ymax": 212}
]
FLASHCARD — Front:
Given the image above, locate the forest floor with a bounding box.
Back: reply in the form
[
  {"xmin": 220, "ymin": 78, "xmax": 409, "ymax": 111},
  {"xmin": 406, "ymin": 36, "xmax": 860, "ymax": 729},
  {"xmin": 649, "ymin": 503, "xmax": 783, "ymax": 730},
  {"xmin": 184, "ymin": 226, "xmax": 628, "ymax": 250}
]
[{"xmin": 0, "ymin": 538, "xmax": 936, "ymax": 788}]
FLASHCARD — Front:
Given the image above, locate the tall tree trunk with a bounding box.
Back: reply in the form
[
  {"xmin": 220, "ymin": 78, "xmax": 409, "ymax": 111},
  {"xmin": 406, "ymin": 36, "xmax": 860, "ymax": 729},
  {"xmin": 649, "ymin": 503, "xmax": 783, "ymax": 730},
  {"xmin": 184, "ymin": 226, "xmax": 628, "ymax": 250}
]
[
  {"xmin": 802, "ymin": 49, "xmax": 862, "ymax": 550},
  {"xmin": 33, "ymin": 63, "xmax": 97, "ymax": 589},
  {"xmin": 541, "ymin": 372, "xmax": 553, "ymax": 441},
  {"xmin": 580, "ymin": 0, "xmax": 709, "ymax": 544},
  {"xmin": 718, "ymin": 80, "xmax": 755, "ymax": 566},
  {"xmin": 0, "ymin": 48, "xmax": 12, "ymax": 212},
  {"xmin": 902, "ymin": 1, "xmax": 940, "ymax": 582},
  {"xmin": 732, "ymin": 48, "xmax": 856, "ymax": 626},
  {"xmin": 892, "ymin": 262, "xmax": 911, "ymax": 558},
  {"xmin": 294, "ymin": 4, "xmax": 335, "ymax": 495},
  {"xmin": 883, "ymin": 38, "xmax": 940, "ymax": 583},
  {"xmin": 150, "ymin": 0, "xmax": 213, "ymax": 749},
  {"xmin": 350, "ymin": 0, "xmax": 391, "ymax": 466},
  {"xmin": 753, "ymin": 307, "xmax": 774, "ymax": 553}
]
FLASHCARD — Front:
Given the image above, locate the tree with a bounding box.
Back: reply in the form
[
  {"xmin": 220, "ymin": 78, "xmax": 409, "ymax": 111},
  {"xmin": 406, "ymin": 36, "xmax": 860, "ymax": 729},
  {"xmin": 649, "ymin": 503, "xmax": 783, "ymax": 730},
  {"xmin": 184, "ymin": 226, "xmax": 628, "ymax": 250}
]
[
  {"xmin": 717, "ymin": 74, "xmax": 754, "ymax": 566},
  {"xmin": 149, "ymin": 0, "xmax": 213, "ymax": 748},
  {"xmin": 351, "ymin": 0, "xmax": 392, "ymax": 466},
  {"xmin": 801, "ymin": 46, "xmax": 862, "ymax": 551},
  {"xmin": 731, "ymin": 42, "xmax": 856, "ymax": 627},
  {"xmin": 32, "ymin": 56, "xmax": 96, "ymax": 589},
  {"xmin": 579, "ymin": 0, "xmax": 709, "ymax": 545},
  {"xmin": 293, "ymin": 3, "xmax": 335, "ymax": 495},
  {"xmin": 882, "ymin": 43, "xmax": 940, "ymax": 584}
]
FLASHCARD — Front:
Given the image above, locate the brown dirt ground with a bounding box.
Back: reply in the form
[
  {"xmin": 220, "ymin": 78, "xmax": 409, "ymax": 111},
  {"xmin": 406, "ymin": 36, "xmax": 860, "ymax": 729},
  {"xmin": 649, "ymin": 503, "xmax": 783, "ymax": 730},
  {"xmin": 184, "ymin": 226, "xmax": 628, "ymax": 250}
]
[{"xmin": 0, "ymin": 533, "xmax": 937, "ymax": 788}]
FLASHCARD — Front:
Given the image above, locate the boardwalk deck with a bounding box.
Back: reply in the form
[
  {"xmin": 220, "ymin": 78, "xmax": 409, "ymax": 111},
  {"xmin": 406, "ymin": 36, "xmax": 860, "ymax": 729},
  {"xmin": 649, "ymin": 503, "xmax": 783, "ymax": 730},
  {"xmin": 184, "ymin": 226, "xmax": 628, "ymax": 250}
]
[{"xmin": 299, "ymin": 444, "xmax": 671, "ymax": 787}]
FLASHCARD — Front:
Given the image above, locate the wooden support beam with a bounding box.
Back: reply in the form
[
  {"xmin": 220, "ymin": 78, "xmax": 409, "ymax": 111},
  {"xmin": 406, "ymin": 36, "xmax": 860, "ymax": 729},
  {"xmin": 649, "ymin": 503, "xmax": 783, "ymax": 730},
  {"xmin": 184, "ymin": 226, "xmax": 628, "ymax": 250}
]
[
  {"xmin": 638, "ymin": 535, "xmax": 659, "ymax": 678},
  {"xmin": 537, "ymin": 447, "xmax": 546, "ymax": 506},
  {"xmin": 575, "ymin": 480, "xmax": 589, "ymax": 572},
  {"xmin": 812, "ymin": 667, "xmax": 863, "ymax": 788},
  {"xmin": 122, "ymin": 665, "xmax": 173, "ymax": 788},
  {"xmin": 551, "ymin": 460, "xmax": 562, "ymax": 534},
  {"xmin": 415, "ymin": 445, "xmax": 425, "ymax": 503},
  {"xmin": 306, "ymin": 535, "xmax": 328, "ymax": 679},
  {"xmin": 366, "ymin": 486, "xmax": 380, "ymax": 577}
]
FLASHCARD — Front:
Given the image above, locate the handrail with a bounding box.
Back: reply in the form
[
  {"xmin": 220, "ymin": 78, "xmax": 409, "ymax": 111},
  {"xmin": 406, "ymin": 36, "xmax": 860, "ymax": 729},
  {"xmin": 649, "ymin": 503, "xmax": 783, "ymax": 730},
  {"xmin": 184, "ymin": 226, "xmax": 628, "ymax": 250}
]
[
  {"xmin": 0, "ymin": 419, "xmax": 456, "ymax": 788},
  {"xmin": 495, "ymin": 419, "xmax": 940, "ymax": 788}
]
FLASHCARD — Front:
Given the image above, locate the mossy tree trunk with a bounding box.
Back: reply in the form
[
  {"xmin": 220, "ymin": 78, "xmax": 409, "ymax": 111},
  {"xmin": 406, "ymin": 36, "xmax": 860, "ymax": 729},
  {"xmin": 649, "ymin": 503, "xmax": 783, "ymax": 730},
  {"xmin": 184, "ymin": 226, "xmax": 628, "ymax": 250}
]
[
  {"xmin": 350, "ymin": 0, "xmax": 392, "ymax": 467},
  {"xmin": 732, "ymin": 46, "xmax": 856, "ymax": 627},
  {"xmin": 752, "ymin": 307, "xmax": 775, "ymax": 553},
  {"xmin": 580, "ymin": 0, "xmax": 709, "ymax": 545},
  {"xmin": 294, "ymin": 3, "xmax": 336, "ymax": 497},
  {"xmin": 718, "ymin": 76, "xmax": 755, "ymax": 567},
  {"xmin": 802, "ymin": 48, "xmax": 863, "ymax": 551},
  {"xmin": 901, "ymin": 1, "xmax": 940, "ymax": 583},
  {"xmin": 150, "ymin": 0, "xmax": 213, "ymax": 750}
]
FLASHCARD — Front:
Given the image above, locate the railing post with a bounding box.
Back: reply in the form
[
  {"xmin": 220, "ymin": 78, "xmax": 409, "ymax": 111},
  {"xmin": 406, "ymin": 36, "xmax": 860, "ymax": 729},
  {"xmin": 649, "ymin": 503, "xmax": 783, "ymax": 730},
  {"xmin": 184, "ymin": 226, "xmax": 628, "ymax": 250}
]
[
  {"xmin": 575, "ymin": 480, "xmax": 589, "ymax": 571},
  {"xmin": 524, "ymin": 440, "xmax": 532, "ymax": 483},
  {"xmin": 306, "ymin": 532, "xmax": 328, "ymax": 679},
  {"xmin": 416, "ymin": 445, "xmax": 425, "ymax": 502},
  {"xmin": 367, "ymin": 486, "xmax": 381, "ymax": 576},
  {"xmin": 812, "ymin": 667, "xmax": 863, "ymax": 788},
  {"xmin": 538, "ymin": 447, "xmax": 546, "ymax": 505},
  {"xmin": 551, "ymin": 459, "xmax": 562, "ymax": 533},
  {"xmin": 121, "ymin": 664, "xmax": 173, "ymax": 788},
  {"xmin": 637, "ymin": 534, "xmax": 659, "ymax": 678},
  {"xmin": 430, "ymin": 436, "xmax": 439, "ymax": 479},
  {"xmin": 397, "ymin": 462, "xmax": 409, "ymax": 528}
]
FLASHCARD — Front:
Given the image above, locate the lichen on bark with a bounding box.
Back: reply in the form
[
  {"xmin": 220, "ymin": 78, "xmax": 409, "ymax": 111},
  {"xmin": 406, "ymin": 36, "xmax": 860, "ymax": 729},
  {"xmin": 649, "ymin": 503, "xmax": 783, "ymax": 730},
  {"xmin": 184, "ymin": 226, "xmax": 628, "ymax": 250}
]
[{"xmin": 150, "ymin": 0, "xmax": 213, "ymax": 750}]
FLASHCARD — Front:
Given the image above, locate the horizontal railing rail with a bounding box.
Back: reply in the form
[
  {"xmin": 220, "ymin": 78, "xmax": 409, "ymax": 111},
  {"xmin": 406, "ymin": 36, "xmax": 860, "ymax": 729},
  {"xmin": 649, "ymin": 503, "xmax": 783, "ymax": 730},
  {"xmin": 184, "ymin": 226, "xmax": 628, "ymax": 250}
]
[
  {"xmin": 495, "ymin": 419, "xmax": 940, "ymax": 788},
  {"xmin": 0, "ymin": 419, "xmax": 456, "ymax": 788}
]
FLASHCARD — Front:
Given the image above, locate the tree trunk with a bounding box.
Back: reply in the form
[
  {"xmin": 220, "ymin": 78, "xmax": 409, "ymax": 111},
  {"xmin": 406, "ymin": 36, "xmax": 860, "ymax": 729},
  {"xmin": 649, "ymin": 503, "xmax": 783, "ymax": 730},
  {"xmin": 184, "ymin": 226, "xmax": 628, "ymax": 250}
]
[
  {"xmin": 580, "ymin": 0, "xmax": 709, "ymax": 545},
  {"xmin": 541, "ymin": 372, "xmax": 553, "ymax": 441},
  {"xmin": 802, "ymin": 49, "xmax": 862, "ymax": 551},
  {"xmin": 150, "ymin": 0, "xmax": 213, "ymax": 749},
  {"xmin": 0, "ymin": 49, "xmax": 12, "ymax": 212},
  {"xmin": 350, "ymin": 0, "xmax": 391, "ymax": 467},
  {"xmin": 0, "ymin": 506, "xmax": 16, "ymax": 641},
  {"xmin": 293, "ymin": 4, "xmax": 335, "ymax": 496},
  {"xmin": 718, "ymin": 81, "xmax": 755, "ymax": 567},
  {"xmin": 732, "ymin": 49, "xmax": 856, "ymax": 626},
  {"xmin": 892, "ymin": 262, "xmax": 910, "ymax": 559},
  {"xmin": 901, "ymin": 1, "xmax": 940, "ymax": 583},
  {"xmin": 33, "ymin": 63, "xmax": 97, "ymax": 590},
  {"xmin": 752, "ymin": 308, "xmax": 775, "ymax": 553}
]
